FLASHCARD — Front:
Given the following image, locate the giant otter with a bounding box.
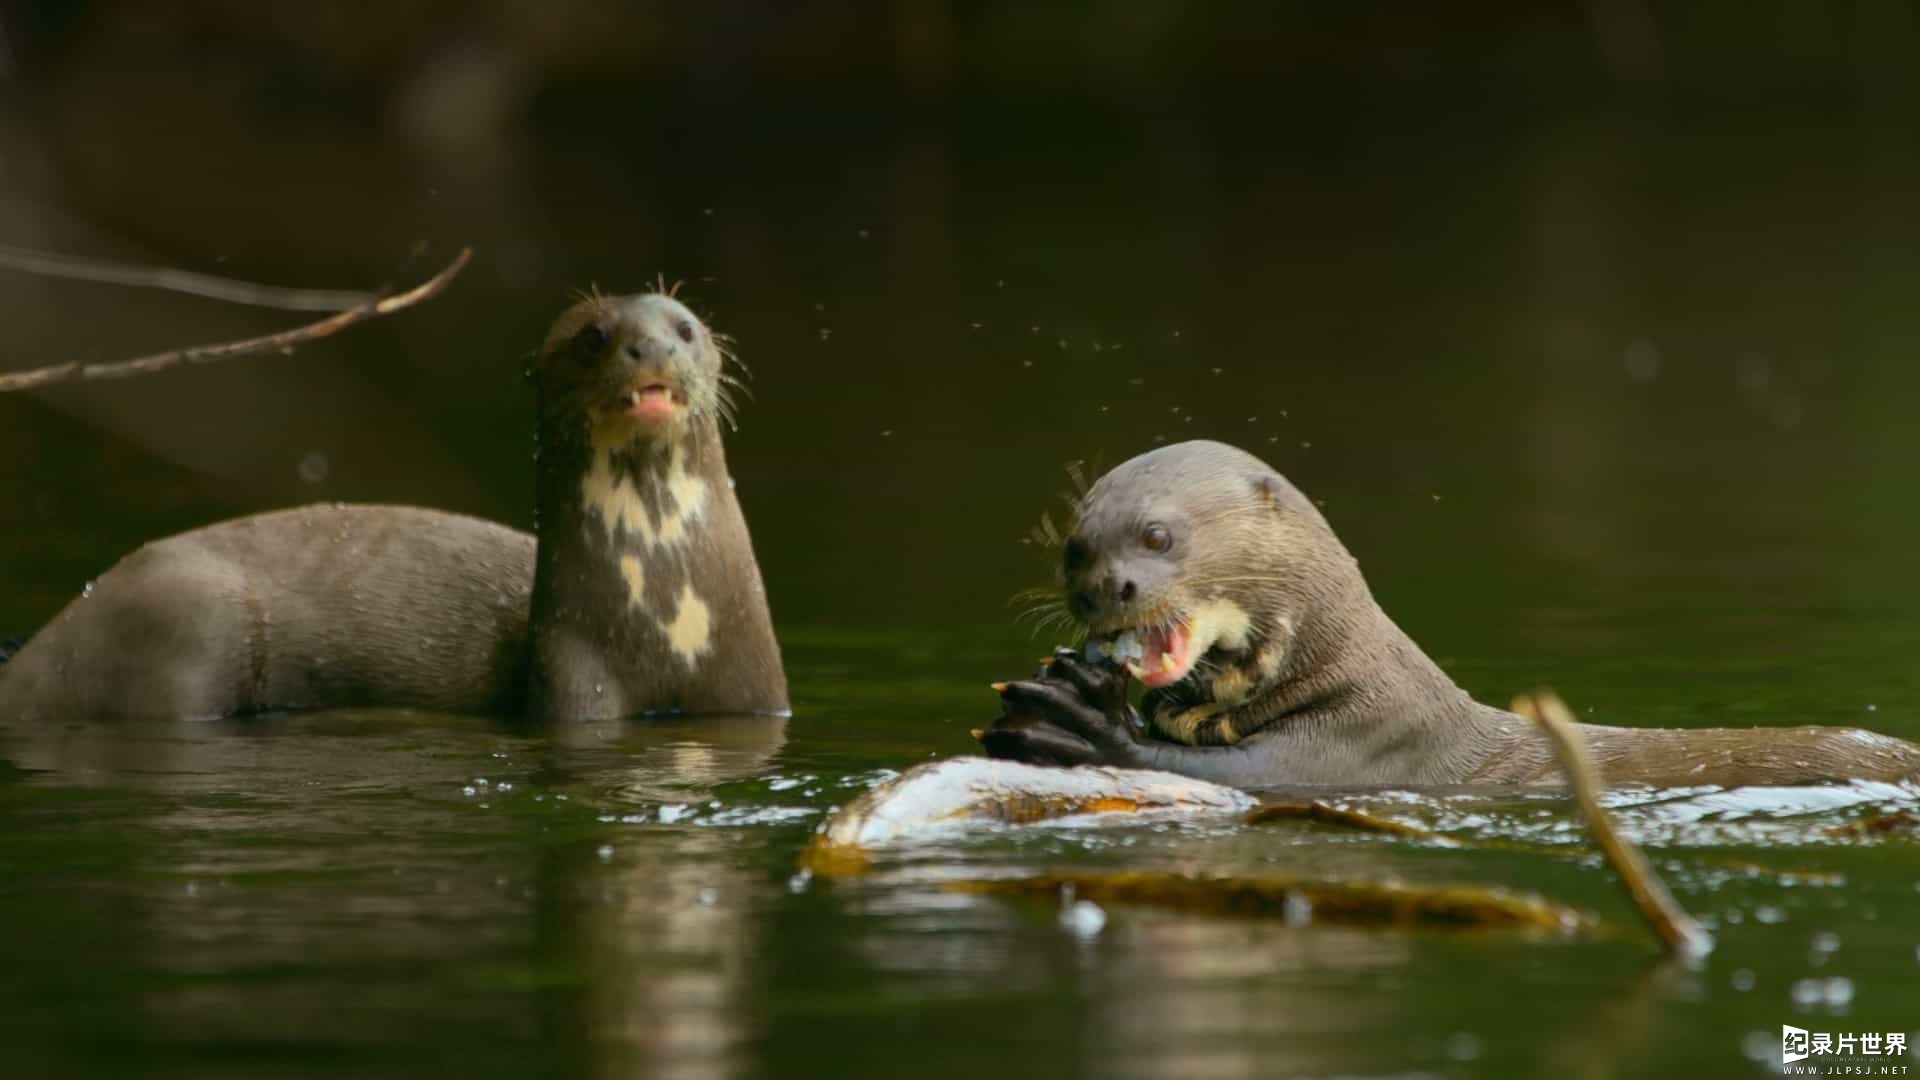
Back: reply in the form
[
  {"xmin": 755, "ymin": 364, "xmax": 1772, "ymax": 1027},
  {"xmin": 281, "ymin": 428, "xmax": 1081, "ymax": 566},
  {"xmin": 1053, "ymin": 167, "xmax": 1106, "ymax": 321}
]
[
  {"xmin": 0, "ymin": 291, "xmax": 786, "ymax": 723},
  {"xmin": 981, "ymin": 440, "xmax": 1920, "ymax": 788}
]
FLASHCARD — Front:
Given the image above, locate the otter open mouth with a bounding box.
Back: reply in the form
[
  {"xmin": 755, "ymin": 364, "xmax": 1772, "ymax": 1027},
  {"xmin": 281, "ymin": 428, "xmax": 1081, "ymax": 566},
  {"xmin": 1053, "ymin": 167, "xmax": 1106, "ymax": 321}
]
[
  {"xmin": 622, "ymin": 383, "xmax": 680, "ymax": 422},
  {"xmin": 1085, "ymin": 620, "xmax": 1194, "ymax": 689}
]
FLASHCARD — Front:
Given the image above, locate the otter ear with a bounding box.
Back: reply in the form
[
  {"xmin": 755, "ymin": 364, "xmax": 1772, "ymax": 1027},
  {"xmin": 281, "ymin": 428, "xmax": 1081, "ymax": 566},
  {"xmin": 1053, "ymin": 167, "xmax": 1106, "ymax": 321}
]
[{"xmin": 1251, "ymin": 473, "xmax": 1286, "ymax": 509}]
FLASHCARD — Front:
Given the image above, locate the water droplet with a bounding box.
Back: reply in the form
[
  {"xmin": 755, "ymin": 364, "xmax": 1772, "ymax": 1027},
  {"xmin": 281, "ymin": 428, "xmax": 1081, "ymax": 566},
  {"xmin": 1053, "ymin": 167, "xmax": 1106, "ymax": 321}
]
[
  {"xmin": 1739, "ymin": 1029, "xmax": 1779, "ymax": 1064},
  {"xmin": 697, "ymin": 888, "xmax": 717, "ymax": 906},
  {"xmin": 1790, "ymin": 978, "xmax": 1823, "ymax": 1008},
  {"xmin": 297, "ymin": 450, "xmax": 329, "ymax": 485},
  {"xmin": 1282, "ymin": 891, "xmax": 1313, "ymax": 927},
  {"xmin": 787, "ymin": 869, "xmax": 813, "ymax": 894},
  {"xmin": 1059, "ymin": 899, "xmax": 1106, "ymax": 939},
  {"xmin": 461, "ymin": 785, "xmax": 477, "ymax": 797},
  {"xmin": 1444, "ymin": 1033, "xmax": 1482, "ymax": 1062},
  {"xmin": 80, "ymin": 581, "xmax": 94, "ymax": 598},
  {"xmin": 1822, "ymin": 976, "xmax": 1854, "ymax": 1008},
  {"xmin": 1730, "ymin": 968, "xmax": 1756, "ymax": 992},
  {"xmin": 595, "ymin": 844, "xmax": 614, "ymax": 862}
]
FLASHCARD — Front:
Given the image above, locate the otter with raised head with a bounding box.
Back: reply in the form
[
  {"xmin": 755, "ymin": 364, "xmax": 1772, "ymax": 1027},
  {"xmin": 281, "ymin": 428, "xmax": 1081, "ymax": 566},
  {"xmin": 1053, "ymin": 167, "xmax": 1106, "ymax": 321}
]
[
  {"xmin": 0, "ymin": 291, "xmax": 786, "ymax": 724},
  {"xmin": 981, "ymin": 440, "xmax": 1920, "ymax": 788}
]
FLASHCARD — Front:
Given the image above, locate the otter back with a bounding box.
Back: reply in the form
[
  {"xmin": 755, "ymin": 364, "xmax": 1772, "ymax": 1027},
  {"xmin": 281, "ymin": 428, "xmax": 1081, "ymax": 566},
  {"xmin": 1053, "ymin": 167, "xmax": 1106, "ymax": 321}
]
[{"xmin": 0, "ymin": 504, "xmax": 534, "ymax": 722}]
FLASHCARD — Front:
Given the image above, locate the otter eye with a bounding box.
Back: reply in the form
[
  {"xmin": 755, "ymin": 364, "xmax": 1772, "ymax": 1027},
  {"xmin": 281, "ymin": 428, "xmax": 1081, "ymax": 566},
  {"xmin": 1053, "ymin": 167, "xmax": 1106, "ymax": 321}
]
[
  {"xmin": 674, "ymin": 319, "xmax": 695, "ymax": 344},
  {"xmin": 1062, "ymin": 538, "xmax": 1091, "ymax": 572},
  {"xmin": 1142, "ymin": 523, "xmax": 1173, "ymax": 554},
  {"xmin": 574, "ymin": 323, "xmax": 609, "ymax": 361}
]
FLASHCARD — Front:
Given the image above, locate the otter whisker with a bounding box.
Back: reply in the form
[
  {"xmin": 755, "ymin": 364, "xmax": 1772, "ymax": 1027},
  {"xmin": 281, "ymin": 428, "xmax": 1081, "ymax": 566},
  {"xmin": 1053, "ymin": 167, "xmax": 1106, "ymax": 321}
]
[
  {"xmin": 1009, "ymin": 589, "xmax": 1078, "ymax": 634},
  {"xmin": 1039, "ymin": 611, "xmax": 1083, "ymax": 639},
  {"xmin": 712, "ymin": 388, "xmax": 740, "ymax": 432},
  {"xmin": 1027, "ymin": 510, "xmax": 1067, "ymax": 549},
  {"xmin": 712, "ymin": 332, "xmax": 748, "ymax": 373}
]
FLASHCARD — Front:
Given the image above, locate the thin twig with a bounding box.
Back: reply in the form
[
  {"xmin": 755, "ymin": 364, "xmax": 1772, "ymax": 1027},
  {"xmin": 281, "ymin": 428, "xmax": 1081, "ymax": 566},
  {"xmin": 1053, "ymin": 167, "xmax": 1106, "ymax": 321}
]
[
  {"xmin": 0, "ymin": 248, "xmax": 473, "ymax": 394},
  {"xmin": 0, "ymin": 244, "xmax": 378, "ymax": 311},
  {"xmin": 1511, "ymin": 688, "xmax": 1713, "ymax": 959}
]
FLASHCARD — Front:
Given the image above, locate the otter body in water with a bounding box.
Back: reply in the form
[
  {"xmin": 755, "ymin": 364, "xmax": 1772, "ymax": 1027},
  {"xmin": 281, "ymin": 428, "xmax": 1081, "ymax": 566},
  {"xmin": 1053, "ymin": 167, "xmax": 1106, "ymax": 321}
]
[
  {"xmin": 0, "ymin": 292, "xmax": 786, "ymax": 724},
  {"xmin": 982, "ymin": 440, "xmax": 1920, "ymax": 788}
]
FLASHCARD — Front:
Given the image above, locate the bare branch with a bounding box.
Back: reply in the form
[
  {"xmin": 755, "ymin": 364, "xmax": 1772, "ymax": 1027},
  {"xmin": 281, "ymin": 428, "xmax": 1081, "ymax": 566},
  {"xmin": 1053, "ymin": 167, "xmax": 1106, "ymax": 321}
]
[
  {"xmin": 0, "ymin": 248, "xmax": 474, "ymax": 394},
  {"xmin": 1512, "ymin": 688, "xmax": 1712, "ymax": 959},
  {"xmin": 0, "ymin": 244, "xmax": 378, "ymax": 311}
]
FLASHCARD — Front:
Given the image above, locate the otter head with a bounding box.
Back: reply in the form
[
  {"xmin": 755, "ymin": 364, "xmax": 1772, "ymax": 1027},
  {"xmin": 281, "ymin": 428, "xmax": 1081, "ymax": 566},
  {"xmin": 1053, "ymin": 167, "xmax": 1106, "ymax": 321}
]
[
  {"xmin": 1063, "ymin": 440, "xmax": 1364, "ymax": 726},
  {"xmin": 533, "ymin": 290, "xmax": 734, "ymax": 448}
]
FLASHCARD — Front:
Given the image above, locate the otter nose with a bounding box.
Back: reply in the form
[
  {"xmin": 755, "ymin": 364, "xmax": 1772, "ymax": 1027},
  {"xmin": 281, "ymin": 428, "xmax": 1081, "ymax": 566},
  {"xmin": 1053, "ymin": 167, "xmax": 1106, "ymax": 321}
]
[
  {"xmin": 1069, "ymin": 573, "xmax": 1138, "ymax": 618},
  {"xmin": 622, "ymin": 335, "xmax": 675, "ymax": 364}
]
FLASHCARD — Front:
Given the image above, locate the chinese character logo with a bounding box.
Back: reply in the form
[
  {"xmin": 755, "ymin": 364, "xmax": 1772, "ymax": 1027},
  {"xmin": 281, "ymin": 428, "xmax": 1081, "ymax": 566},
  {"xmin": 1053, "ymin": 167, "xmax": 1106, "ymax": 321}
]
[{"xmin": 1783, "ymin": 1025, "xmax": 1810, "ymax": 1064}]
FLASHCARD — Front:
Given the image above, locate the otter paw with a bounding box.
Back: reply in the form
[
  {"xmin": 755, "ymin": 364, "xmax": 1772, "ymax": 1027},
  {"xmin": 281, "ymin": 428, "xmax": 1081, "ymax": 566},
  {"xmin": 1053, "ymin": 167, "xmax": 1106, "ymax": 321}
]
[
  {"xmin": 980, "ymin": 671, "xmax": 1143, "ymax": 767},
  {"xmin": 1041, "ymin": 647, "xmax": 1132, "ymax": 716},
  {"xmin": 977, "ymin": 722, "xmax": 1102, "ymax": 767}
]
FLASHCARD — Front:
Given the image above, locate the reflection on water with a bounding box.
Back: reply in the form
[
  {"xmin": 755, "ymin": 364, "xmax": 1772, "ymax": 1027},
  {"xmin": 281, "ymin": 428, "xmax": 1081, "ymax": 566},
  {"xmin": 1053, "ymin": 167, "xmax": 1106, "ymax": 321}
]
[{"xmin": 3, "ymin": 649, "xmax": 1920, "ymax": 1077}]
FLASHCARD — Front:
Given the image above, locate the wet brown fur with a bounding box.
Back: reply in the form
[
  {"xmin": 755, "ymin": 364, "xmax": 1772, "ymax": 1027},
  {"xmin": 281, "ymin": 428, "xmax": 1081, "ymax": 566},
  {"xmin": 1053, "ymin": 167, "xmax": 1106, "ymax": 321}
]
[
  {"xmin": 526, "ymin": 293, "xmax": 784, "ymax": 720},
  {"xmin": 0, "ymin": 292, "xmax": 786, "ymax": 724},
  {"xmin": 1041, "ymin": 440, "xmax": 1920, "ymax": 788}
]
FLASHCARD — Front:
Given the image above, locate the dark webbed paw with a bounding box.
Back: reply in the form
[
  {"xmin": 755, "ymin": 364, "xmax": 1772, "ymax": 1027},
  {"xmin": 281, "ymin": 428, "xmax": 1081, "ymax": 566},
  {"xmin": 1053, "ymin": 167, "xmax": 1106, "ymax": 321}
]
[{"xmin": 977, "ymin": 648, "xmax": 1144, "ymax": 768}]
